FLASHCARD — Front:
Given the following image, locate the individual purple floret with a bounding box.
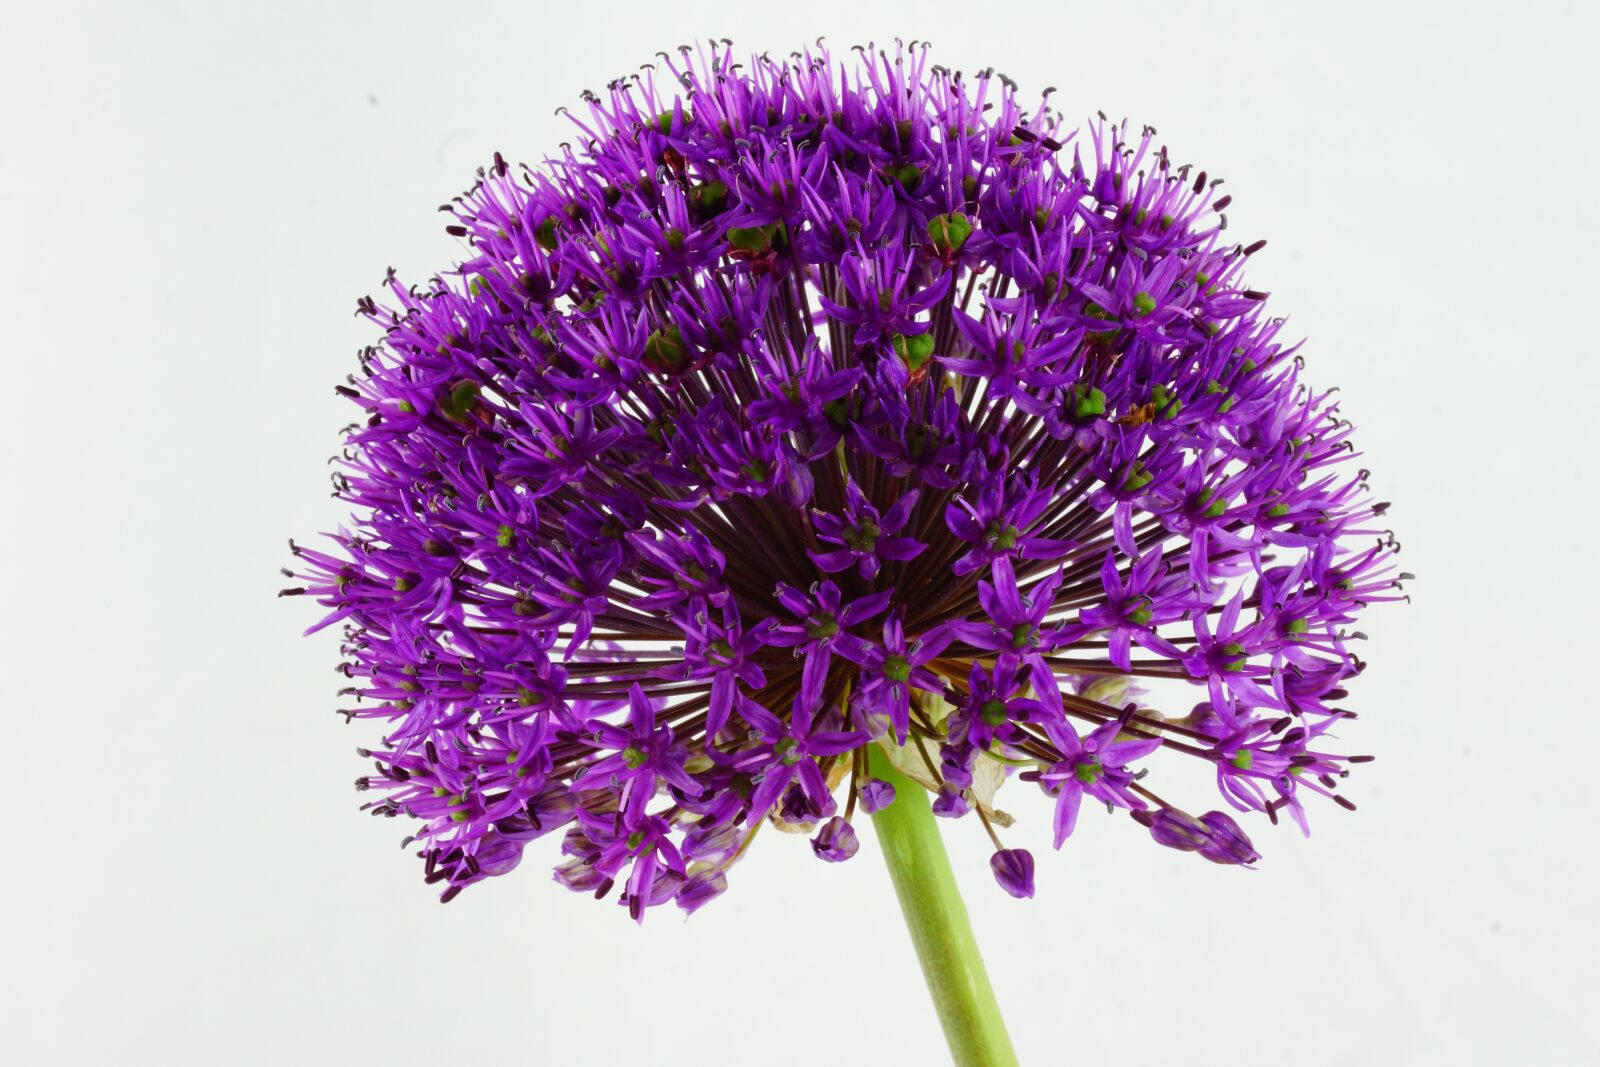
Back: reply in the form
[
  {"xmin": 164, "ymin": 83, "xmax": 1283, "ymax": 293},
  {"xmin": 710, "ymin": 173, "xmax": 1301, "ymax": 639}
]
[
  {"xmin": 289, "ymin": 40, "xmax": 1403, "ymax": 916},
  {"xmin": 989, "ymin": 849, "xmax": 1036, "ymax": 899},
  {"xmin": 810, "ymin": 480, "xmax": 926, "ymax": 580},
  {"xmin": 811, "ymin": 816, "xmax": 861, "ymax": 862},
  {"xmin": 1132, "ymin": 807, "xmax": 1261, "ymax": 866}
]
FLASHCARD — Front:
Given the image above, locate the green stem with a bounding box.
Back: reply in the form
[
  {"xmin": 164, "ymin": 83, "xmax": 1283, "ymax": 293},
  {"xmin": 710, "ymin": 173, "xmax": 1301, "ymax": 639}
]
[{"xmin": 867, "ymin": 745, "xmax": 1019, "ymax": 1067}]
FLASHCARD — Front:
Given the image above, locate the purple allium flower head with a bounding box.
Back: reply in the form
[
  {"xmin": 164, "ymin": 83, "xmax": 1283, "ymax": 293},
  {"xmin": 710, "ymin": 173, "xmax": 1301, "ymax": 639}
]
[{"xmin": 289, "ymin": 41, "xmax": 1404, "ymax": 916}]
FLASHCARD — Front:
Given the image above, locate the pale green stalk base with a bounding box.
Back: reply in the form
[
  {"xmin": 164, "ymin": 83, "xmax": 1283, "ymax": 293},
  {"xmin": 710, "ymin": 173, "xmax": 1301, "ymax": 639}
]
[{"xmin": 867, "ymin": 746, "xmax": 1019, "ymax": 1067}]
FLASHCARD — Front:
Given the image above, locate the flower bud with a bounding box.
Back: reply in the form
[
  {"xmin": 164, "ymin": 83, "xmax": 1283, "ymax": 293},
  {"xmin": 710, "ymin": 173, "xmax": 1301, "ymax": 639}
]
[
  {"xmin": 989, "ymin": 848, "xmax": 1035, "ymax": 899},
  {"xmin": 932, "ymin": 787, "xmax": 970, "ymax": 819},
  {"xmin": 1198, "ymin": 810, "xmax": 1260, "ymax": 866},
  {"xmin": 1131, "ymin": 807, "xmax": 1208, "ymax": 852},
  {"xmin": 683, "ymin": 822, "xmax": 741, "ymax": 865},
  {"xmin": 554, "ymin": 857, "xmax": 607, "ymax": 893},
  {"xmin": 1133, "ymin": 807, "xmax": 1259, "ymax": 866},
  {"xmin": 810, "ymin": 817, "xmax": 860, "ymax": 862},
  {"xmin": 857, "ymin": 777, "xmax": 896, "ymax": 814},
  {"xmin": 474, "ymin": 832, "xmax": 525, "ymax": 877}
]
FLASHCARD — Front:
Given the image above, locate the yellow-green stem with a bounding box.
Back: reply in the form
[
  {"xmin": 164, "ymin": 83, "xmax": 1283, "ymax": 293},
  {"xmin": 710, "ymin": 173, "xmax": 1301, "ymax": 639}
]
[{"xmin": 867, "ymin": 745, "xmax": 1019, "ymax": 1067}]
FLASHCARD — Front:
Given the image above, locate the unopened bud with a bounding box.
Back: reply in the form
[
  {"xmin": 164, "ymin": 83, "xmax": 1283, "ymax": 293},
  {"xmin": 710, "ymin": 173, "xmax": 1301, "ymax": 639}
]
[
  {"xmin": 989, "ymin": 848, "xmax": 1035, "ymax": 899},
  {"xmin": 810, "ymin": 816, "xmax": 860, "ymax": 862}
]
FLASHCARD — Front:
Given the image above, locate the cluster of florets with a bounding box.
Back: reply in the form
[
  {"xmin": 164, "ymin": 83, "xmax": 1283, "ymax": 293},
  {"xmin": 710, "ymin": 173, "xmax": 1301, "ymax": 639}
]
[{"xmin": 287, "ymin": 41, "xmax": 1403, "ymax": 917}]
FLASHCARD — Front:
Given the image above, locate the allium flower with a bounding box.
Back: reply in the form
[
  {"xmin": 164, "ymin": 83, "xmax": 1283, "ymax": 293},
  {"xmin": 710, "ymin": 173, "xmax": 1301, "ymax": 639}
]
[
  {"xmin": 990, "ymin": 849, "xmax": 1036, "ymax": 899},
  {"xmin": 286, "ymin": 42, "xmax": 1404, "ymax": 924}
]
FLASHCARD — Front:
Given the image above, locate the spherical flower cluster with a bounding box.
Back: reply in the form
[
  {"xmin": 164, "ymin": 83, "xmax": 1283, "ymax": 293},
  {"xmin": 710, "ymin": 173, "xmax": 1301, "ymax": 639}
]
[{"xmin": 286, "ymin": 42, "xmax": 1404, "ymax": 917}]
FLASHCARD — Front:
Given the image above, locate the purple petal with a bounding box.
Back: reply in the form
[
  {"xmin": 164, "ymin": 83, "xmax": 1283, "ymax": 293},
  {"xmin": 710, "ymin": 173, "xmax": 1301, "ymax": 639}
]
[
  {"xmin": 707, "ymin": 674, "xmax": 735, "ymax": 738},
  {"xmin": 809, "ymin": 548, "xmax": 856, "ymax": 573},
  {"xmin": 878, "ymin": 536, "xmax": 927, "ymax": 561}
]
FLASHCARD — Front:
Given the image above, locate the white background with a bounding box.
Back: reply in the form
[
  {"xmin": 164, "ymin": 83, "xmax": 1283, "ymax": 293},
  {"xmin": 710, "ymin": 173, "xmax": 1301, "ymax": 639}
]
[{"xmin": 3, "ymin": 1, "xmax": 1596, "ymax": 1063}]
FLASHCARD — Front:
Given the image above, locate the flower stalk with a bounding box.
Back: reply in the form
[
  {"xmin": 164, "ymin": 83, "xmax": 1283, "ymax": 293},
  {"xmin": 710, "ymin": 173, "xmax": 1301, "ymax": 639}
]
[{"xmin": 868, "ymin": 745, "xmax": 1018, "ymax": 1067}]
